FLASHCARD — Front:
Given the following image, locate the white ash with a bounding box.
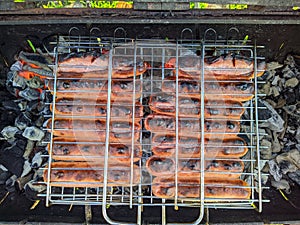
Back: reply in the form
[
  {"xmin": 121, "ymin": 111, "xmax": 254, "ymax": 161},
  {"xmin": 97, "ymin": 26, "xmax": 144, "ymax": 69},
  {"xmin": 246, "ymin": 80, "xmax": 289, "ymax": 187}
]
[
  {"xmin": 268, "ymin": 160, "xmax": 282, "ymax": 181},
  {"xmin": 18, "ymin": 87, "xmax": 41, "ymax": 101},
  {"xmin": 31, "ymin": 151, "xmax": 43, "ymax": 169},
  {"xmin": 259, "ymin": 99, "xmax": 285, "ymax": 132},
  {"xmin": 1, "ymin": 126, "xmax": 19, "ymax": 140},
  {"xmin": 21, "ymin": 160, "xmax": 31, "ymax": 178},
  {"xmin": 10, "ymin": 61, "xmax": 22, "ymax": 71},
  {"xmin": 22, "ymin": 126, "xmax": 45, "ymax": 141},
  {"xmin": 271, "ymin": 179, "xmax": 291, "ymax": 193}
]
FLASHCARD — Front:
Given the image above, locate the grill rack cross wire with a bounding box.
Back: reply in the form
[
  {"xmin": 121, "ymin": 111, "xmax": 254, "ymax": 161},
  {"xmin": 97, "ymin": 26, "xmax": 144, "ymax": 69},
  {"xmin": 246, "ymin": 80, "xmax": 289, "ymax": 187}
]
[{"xmin": 40, "ymin": 30, "xmax": 269, "ymax": 224}]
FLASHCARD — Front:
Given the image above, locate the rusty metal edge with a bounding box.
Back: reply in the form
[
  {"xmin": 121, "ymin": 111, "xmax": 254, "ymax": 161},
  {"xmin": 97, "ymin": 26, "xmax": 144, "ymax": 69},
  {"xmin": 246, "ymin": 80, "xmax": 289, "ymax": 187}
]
[{"xmin": 0, "ymin": 17, "xmax": 299, "ymax": 25}]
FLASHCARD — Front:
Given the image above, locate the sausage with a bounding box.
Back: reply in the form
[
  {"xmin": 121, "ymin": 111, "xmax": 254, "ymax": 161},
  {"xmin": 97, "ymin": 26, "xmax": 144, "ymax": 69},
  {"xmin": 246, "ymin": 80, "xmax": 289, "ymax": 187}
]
[
  {"xmin": 43, "ymin": 162, "xmax": 141, "ymax": 187},
  {"xmin": 152, "ymin": 136, "xmax": 248, "ymax": 158},
  {"xmin": 145, "ymin": 114, "xmax": 240, "ymax": 134},
  {"xmin": 149, "ymin": 93, "xmax": 201, "ymax": 118},
  {"xmin": 161, "ymin": 77, "xmax": 254, "ymax": 102},
  {"xmin": 149, "ymin": 93, "xmax": 244, "ymax": 119},
  {"xmin": 165, "ymin": 54, "xmax": 265, "ymax": 80},
  {"xmin": 49, "ymin": 138, "xmax": 142, "ymax": 163},
  {"xmin": 51, "ymin": 98, "xmax": 143, "ymax": 120},
  {"xmin": 48, "ymin": 79, "xmax": 142, "ymax": 100},
  {"xmin": 152, "ymin": 176, "xmax": 251, "ymax": 199},
  {"xmin": 57, "ymin": 52, "xmax": 148, "ymax": 78},
  {"xmin": 146, "ymin": 156, "xmax": 244, "ymax": 179},
  {"xmin": 46, "ymin": 118, "xmax": 141, "ymax": 142}
]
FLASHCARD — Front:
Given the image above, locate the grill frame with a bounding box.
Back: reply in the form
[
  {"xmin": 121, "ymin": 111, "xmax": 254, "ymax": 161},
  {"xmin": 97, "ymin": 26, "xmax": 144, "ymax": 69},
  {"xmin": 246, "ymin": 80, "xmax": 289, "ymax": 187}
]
[{"xmin": 40, "ymin": 30, "xmax": 269, "ymax": 224}]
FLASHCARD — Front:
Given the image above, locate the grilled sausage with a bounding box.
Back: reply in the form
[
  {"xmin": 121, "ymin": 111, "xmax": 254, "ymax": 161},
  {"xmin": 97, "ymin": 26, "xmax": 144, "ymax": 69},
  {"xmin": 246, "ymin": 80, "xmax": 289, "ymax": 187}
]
[
  {"xmin": 149, "ymin": 93, "xmax": 244, "ymax": 119},
  {"xmin": 57, "ymin": 52, "xmax": 148, "ymax": 78},
  {"xmin": 161, "ymin": 77, "xmax": 254, "ymax": 102},
  {"xmin": 145, "ymin": 114, "xmax": 240, "ymax": 134},
  {"xmin": 51, "ymin": 98, "xmax": 143, "ymax": 120},
  {"xmin": 49, "ymin": 138, "xmax": 142, "ymax": 163},
  {"xmin": 46, "ymin": 118, "xmax": 141, "ymax": 142},
  {"xmin": 165, "ymin": 54, "xmax": 265, "ymax": 80},
  {"xmin": 152, "ymin": 176, "xmax": 251, "ymax": 199},
  {"xmin": 149, "ymin": 93, "xmax": 201, "ymax": 118},
  {"xmin": 43, "ymin": 162, "xmax": 140, "ymax": 187},
  {"xmin": 146, "ymin": 156, "xmax": 244, "ymax": 179},
  {"xmin": 152, "ymin": 136, "xmax": 248, "ymax": 158},
  {"xmin": 48, "ymin": 78, "xmax": 142, "ymax": 100}
]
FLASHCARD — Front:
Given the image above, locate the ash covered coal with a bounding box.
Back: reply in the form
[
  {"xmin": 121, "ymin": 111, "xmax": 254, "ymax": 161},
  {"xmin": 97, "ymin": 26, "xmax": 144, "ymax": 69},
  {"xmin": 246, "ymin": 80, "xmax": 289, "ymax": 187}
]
[
  {"xmin": 0, "ymin": 48, "xmax": 52, "ymax": 199},
  {"xmin": 258, "ymin": 54, "xmax": 300, "ymax": 193}
]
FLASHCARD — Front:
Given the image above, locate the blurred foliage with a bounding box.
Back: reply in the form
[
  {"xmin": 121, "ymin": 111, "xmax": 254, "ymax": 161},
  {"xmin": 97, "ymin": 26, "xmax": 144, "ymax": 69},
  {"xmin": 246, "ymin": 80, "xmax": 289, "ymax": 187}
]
[
  {"xmin": 190, "ymin": 2, "xmax": 247, "ymax": 9},
  {"xmin": 12, "ymin": 0, "xmax": 296, "ymax": 10}
]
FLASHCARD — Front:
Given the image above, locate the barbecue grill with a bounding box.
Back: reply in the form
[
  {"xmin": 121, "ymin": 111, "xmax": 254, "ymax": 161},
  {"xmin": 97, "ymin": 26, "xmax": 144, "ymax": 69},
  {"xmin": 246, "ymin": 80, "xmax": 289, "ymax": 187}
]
[
  {"xmin": 36, "ymin": 29, "xmax": 267, "ymax": 224},
  {"xmin": 0, "ymin": 1, "xmax": 299, "ymax": 225}
]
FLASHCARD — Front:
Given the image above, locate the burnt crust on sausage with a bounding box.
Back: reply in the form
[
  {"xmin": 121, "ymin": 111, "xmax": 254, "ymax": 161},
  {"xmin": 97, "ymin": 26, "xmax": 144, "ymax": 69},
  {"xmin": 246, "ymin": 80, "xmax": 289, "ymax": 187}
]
[
  {"xmin": 48, "ymin": 79, "xmax": 142, "ymax": 100},
  {"xmin": 43, "ymin": 162, "xmax": 141, "ymax": 187},
  {"xmin": 46, "ymin": 118, "xmax": 141, "ymax": 142},
  {"xmin": 165, "ymin": 54, "xmax": 265, "ymax": 80},
  {"xmin": 149, "ymin": 93, "xmax": 244, "ymax": 118},
  {"xmin": 152, "ymin": 176, "xmax": 251, "ymax": 199},
  {"xmin": 146, "ymin": 156, "xmax": 244, "ymax": 178},
  {"xmin": 161, "ymin": 77, "xmax": 254, "ymax": 102},
  {"xmin": 49, "ymin": 138, "xmax": 142, "ymax": 163},
  {"xmin": 58, "ymin": 52, "xmax": 148, "ymax": 78},
  {"xmin": 152, "ymin": 136, "xmax": 248, "ymax": 158},
  {"xmin": 145, "ymin": 114, "xmax": 240, "ymax": 134},
  {"xmin": 51, "ymin": 98, "xmax": 143, "ymax": 120}
]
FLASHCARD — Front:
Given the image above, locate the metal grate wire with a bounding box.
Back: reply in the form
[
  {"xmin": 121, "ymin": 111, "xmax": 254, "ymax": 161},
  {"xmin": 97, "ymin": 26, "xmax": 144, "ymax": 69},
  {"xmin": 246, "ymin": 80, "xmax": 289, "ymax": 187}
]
[{"xmin": 39, "ymin": 30, "xmax": 269, "ymax": 224}]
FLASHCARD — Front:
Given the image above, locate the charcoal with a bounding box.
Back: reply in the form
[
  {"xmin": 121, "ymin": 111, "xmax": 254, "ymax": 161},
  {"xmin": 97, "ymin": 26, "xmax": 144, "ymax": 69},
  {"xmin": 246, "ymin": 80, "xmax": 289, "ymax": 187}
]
[
  {"xmin": 1, "ymin": 126, "xmax": 19, "ymax": 140},
  {"xmin": 5, "ymin": 175, "xmax": 17, "ymax": 192},
  {"xmin": 18, "ymin": 51, "xmax": 52, "ymax": 70},
  {"xmin": 2, "ymin": 100, "xmax": 20, "ymax": 112},
  {"xmin": 0, "ymin": 145, "xmax": 24, "ymax": 177},
  {"xmin": 23, "ymin": 140, "xmax": 35, "ymax": 159},
  {"xmin": 268, "ymin": 160, "xmax": 282, "ymax": 181},
  {"xmin": 0, "ymin": 166, "xmax": 11, "ymax": 185},
  {"xmin": 15, "ymin": 112, "xmax": 32, "ymax": 130},
  {"xmin": 266, "ymin": 61, "xmax": 283, "ymax": 71},
  {"xmin": 284, "ymin": 89, "xmax": 297, "ymax": 105},
  {"xmin": 25, "ymin": 76, "xmax": 44, "ymax": 89},
  {"xmin": 288, "ymin": 170, "xmax": 300, "ymax": 186},
  {"xmin": 10, "ymin": 61, "xmax": 22, "ymax": 72},
  {"xmin": 272, "ymin": 132, "xmax": 281, "ymax": 153},
  {"xmin": 24, "ymin": 180, "xmax": 46, "ymax": 201},
  {"xmin": 22, "ymin": 126, "xmax": 45, "ymax": 141},
  {"xmin": 285, "ymin": 77, "xmax": 299, "ymax": 88},
  {"xmin": 21, "ymin": 160, "xmax": 32, "ymax": 177},
  {"xmin": 12, "ymin": 73, "xmax": 26, "ymax": 89},
  {"xmin": 295, "ymin": 127, "xmax": 300, "ymax": 142},
  {"xmin": 31, "ymin": 151, "xmax": 43, "ymax": 169},
  {"xmin": 16, "ymin": 173, "xmax": 33, "ymax": 190},
  {"xmin": 17, "ymin": 100, "xmax": 27, "ymax": 111},
  {"xmin": 260, "ymin": 139, "xmax": 272, "ymax": 160},
  {"xmin": 271, "ymin": 178, "xmax": 290, "ymax": 192},
  {"xmin": 23, "ymin": 64, "xmax": 53, "ymax": 77},
  {"xmin": 18, "ymin": 87, "xmax": 40, "ymax": 101},
  {"xmin": 258, "ymin": 99, "xmax": 284, "ymax": 132},
  {"xmin": 276, "ymin": 149, "xmax": 300, "ymax": 174}
]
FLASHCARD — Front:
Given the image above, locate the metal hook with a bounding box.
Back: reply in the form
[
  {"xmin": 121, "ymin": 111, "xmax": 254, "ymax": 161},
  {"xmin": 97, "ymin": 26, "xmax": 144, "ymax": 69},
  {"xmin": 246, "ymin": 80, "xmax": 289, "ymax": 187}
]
[
  {"xmin": 113, "ymin": 27, "xmax": 127, "ymax": 42},
  {"xmin": 203, "ymin": 28, "xmax": 217, "ymax": 56},
  {"xmin": 180, "ymin": 28, "xmax": 194, "ymax": 43},
  {"xmin": 89, "ymin": 27, "xmax": 101, "ymax": 38},
  {"xmin": 226, "ymin": 27, "xmax": 240, "ymax": 45},
  {"xmin": 68, "ymin": 27, "xmax": 81, "ymax": 53},
  {"xmin": 89, "ymin": 27, "xmax": 102, "ymax": 52},
  {"xmin": 203, "ymin": 28, "xmax": 217, "ymax": 44}
]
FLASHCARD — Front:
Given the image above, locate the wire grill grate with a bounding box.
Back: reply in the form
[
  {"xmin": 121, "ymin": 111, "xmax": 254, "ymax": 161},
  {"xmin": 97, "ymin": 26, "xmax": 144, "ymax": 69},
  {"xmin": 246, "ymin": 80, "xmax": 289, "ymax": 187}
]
[{"xmin": 39, "ymin": 32, "xmax": 269, "ymax": 224}]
